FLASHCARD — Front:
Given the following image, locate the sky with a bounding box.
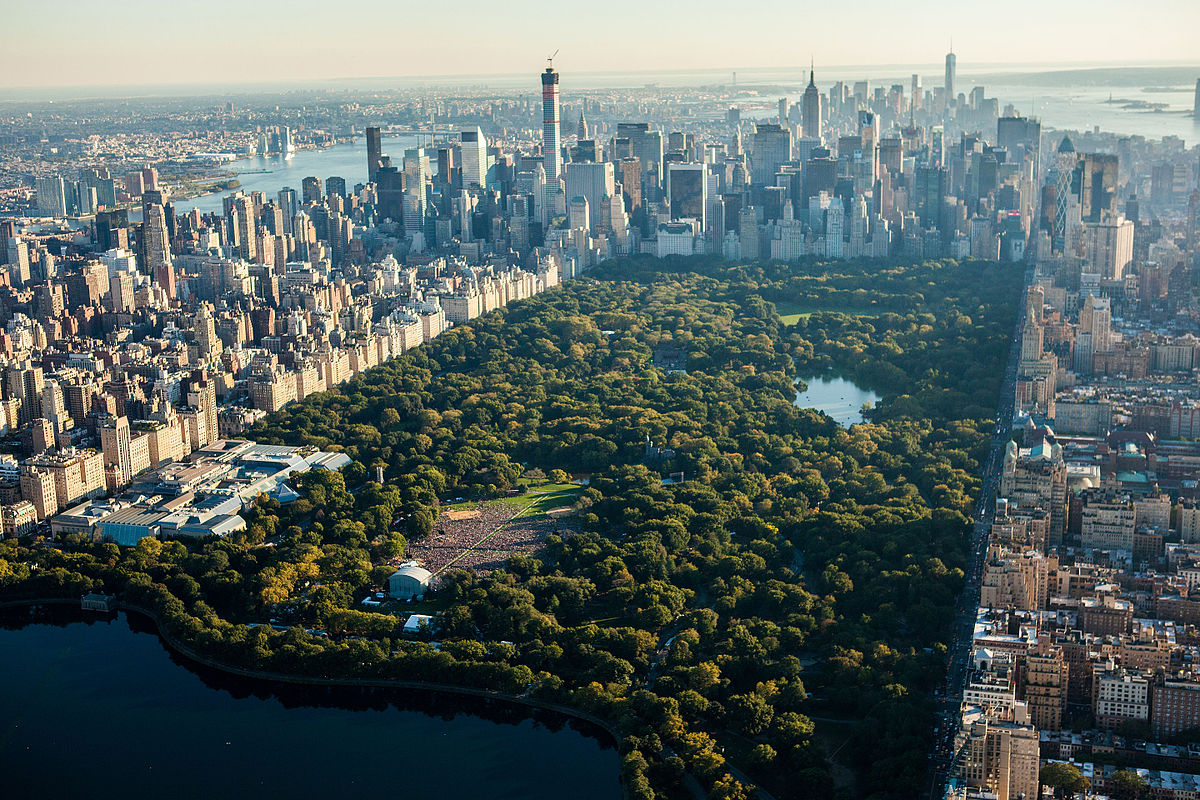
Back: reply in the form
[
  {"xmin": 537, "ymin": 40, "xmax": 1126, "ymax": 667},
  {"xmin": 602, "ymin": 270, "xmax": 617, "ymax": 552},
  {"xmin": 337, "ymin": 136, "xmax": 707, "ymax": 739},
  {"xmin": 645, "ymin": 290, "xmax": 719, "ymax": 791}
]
[{"xmin": 4, "ymin": 0, "xmax": 1199, "ymax": 88}]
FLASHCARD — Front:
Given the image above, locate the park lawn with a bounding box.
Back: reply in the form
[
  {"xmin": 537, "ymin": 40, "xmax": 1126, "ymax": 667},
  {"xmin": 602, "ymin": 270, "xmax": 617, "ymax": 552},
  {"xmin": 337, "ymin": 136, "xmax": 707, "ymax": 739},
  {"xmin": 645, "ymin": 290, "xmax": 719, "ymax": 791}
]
[
  {"xmin": 773, "ymin": 301, "xmax": 878, "ymax": 326},
  {"xmin": 441, "ymin": 481, "xmax": 581, "ymax": 513},
  {"xmin": 507, "ymin": 482, "xmax": 583, "ymax": 513},
  {"xmin": 441, "ymin": 496, "xmax": 483, "ymax": 511}
]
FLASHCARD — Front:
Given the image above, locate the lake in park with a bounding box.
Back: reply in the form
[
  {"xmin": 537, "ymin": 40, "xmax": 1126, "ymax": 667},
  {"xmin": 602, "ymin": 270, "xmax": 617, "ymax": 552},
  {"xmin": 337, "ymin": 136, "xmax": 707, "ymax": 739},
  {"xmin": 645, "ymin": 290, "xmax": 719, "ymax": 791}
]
[
  {"xmin": 0, "ymin": 606, "xmax": 620, "ymax": 800},
  {"xmin": 794, "ymin": 375, "xmax": 881, "ymax": 427}
]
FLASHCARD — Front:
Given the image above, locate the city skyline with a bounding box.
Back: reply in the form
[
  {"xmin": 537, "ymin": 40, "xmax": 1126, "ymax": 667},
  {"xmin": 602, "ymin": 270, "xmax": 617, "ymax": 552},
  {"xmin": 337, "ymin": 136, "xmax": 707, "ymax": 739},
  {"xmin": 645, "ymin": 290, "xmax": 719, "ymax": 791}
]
[
  {"xmin": 3, "ymin": 0, "xmax": 1200, "ymax": 89},
  {"xmin": 2, "ymin": 6, "xmax": 1200, "ymax": 799}
]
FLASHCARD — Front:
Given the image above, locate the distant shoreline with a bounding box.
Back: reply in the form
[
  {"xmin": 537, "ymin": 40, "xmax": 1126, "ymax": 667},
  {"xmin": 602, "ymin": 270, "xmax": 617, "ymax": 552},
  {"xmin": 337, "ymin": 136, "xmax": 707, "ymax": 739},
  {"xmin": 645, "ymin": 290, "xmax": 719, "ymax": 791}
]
[
  {"xmin": 170, "ymin": 139, "xmax": 353, "ymax": 204},
  {"xmin": 4, "ymin": 62, "xmax": 1200, "ymax": 101}
]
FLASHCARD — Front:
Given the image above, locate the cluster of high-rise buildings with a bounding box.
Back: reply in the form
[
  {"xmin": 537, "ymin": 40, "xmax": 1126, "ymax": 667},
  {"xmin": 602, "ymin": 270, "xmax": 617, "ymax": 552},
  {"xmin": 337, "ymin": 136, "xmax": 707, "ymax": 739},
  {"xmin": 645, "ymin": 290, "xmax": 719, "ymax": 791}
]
[
  {"xmin": 0, "ymin": 71, "xmax": 589, "ymax": 544},
  {"xmin": 945, "ymin": 126, "xmax": 1200, "ymax": 797},
  {"xmin": 511, "ymin": 53, "xmax": 1049, "ymax": 267},
  {"xmin": 11, "ymin": 56, "xmax": 1198, "ymax": 283},
  {"xmin": 28, "ymin": 54, "xmax": 1049, "ymax": 278}
]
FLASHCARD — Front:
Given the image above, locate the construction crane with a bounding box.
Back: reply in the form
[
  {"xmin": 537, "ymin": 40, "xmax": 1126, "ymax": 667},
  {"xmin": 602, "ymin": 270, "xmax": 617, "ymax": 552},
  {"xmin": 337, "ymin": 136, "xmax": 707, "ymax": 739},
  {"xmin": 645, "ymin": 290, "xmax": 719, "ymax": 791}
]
[{"xmin": 547, "ymin": 49, "xmax": 559, "ymax": 69}]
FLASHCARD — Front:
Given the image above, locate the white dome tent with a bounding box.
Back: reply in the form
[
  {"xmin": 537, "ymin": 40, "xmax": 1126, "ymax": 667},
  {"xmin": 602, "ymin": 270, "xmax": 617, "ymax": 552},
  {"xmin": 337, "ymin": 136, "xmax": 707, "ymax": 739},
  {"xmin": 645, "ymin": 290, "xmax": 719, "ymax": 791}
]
[{"xmin": 388, "ymin": 563, "xmax": 432, "ymax": 600}]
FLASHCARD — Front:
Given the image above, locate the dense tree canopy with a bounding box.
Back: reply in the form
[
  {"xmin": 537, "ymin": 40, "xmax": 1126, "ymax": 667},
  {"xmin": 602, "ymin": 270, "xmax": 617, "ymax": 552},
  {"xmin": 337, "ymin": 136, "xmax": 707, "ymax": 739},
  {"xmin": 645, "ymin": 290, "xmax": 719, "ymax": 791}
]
[
  {"xmin": 1040, "ymin": 762, "xmax": 1090, "ymax": 799},
  {"xmin": 0, "ymin": 255, "xmax": 1023, "ymax": 800}
]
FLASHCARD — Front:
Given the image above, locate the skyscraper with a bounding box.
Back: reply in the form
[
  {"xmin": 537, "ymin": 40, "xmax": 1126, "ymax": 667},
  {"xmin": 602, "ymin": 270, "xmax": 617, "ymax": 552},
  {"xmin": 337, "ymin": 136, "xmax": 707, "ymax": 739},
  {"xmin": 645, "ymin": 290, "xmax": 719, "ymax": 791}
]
[
  {"xmin": 564, "ymin": 161, "xmax": 615, "ymax": 231},
  {"xmin": 35, "ymin": 176, "xmax": 67, "ymax": 217},
  {"xmin": 366, "ymin": 126, "xmax": 382, "ymax": 183},
  {"xmin": 1050, "ymin": 136, "xmax": 1079, "ymax": 251},
  {"xmin": 376, "ymin": 161, "xmax": 405, "ymax": 223},
  {"xmin": 403, "ymin": 148, "xmax": 429, "ymax": 238},
  {"xmin": 6, "ymin": 237, "xmax": 30, "ymax": 286},
  {"xmin": 99, "ymin": 414, "xmax": 133, "ymax": 488},
  {"xmin": 568, "ymin": 196, "xmax": 590, "ymax": 231},
  {"xmin": 944, "ymin": 46, "xmax": 957, "ymax": 109},
  {"xmin": 751, "ymin": 123, "xmax": 791, "ymax": 187},
  {"xmin": 233, "ymin": 196, "xmax": 257, "ymax": 262},
  {"xmin": 186, "ymin": 371, "xmax": 218, "ymax": 448},
  {"xmin": 110, "ymin": 270, "xmax": 134, "ymax": 313},
  {"xmin": 292, "ymin": 211, "xmax": 311, "ymax": 260},
  {"xmin": 1193, "ymin": 78, "xmax": 1200, "ymax": 119},
  {"xmin": 301, "ymin": 176, "xmax": 321, "ymax": 204},
  {"xmin": 541, "ymin": 64, "xmax": 562, "ymax": 185},
  {"xmin": 997, "ymin": 115, "xmax": 1043, "ymax": 177},
  {"xmin": 802, "ymin": 65, "xmax": 822, "ymax": 140},
  {"xmin": 666, "ymin": 162, "xmax": 708, "ymax": 229},
  {"xmin": 193, "ymin": 304, "xmax": 223, "ymax": 364},
  {"xmin": 277, "ymin": 188, "xmax": 298, "ymax": 234},
  {"xmin": 616, "ymin": 122, "xmax": 664, "ymax": 198},
  {"xmin": 1080, "ymin": 153, "xmax": 1119, "ymax": 223},
  {"xmin": 739, "ymin": 206, "xmax": 759, "ymax": 260},
  {"xmin": 1086, "ymin": 217, "xmax": 1134, "ymax": 280},
  {"xmin": 461, "ymin": 127, "xmax": 488, "ymax": 188},
  {"xmin": 142, "ymin": 203, "xmax": 175, "ymax": 299}
]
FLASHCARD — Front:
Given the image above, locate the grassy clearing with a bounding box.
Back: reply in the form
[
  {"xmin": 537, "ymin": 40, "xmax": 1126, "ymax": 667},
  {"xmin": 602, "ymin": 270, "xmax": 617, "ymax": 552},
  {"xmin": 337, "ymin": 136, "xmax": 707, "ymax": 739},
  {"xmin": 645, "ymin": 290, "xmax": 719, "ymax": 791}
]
[
  {"xmin": 441, "ymin": 482, "xmax": 582, "ymax": 513},
  {"xmin": 509, "ymin": 483, "xmax": 583, "ymax": 513},
  {"xmin": 773, "ymin": 301, "xmax": 876, "ymax": 326}
]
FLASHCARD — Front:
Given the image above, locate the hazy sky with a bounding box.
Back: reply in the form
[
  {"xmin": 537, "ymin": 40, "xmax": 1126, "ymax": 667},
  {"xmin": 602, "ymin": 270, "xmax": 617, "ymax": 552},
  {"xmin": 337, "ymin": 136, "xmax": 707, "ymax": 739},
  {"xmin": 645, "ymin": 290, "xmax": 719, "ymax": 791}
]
[{"xmin": 4, "ymin": 0, "xmax": 1199, "ymax": 88}]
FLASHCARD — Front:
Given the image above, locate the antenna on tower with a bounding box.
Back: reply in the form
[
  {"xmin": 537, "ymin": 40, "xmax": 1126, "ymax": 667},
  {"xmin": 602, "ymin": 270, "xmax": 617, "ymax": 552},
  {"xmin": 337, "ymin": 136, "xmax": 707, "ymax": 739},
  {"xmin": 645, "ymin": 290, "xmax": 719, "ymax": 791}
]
[{"xmin": 547, "ymin": 49, "xmax": 559, "ymax": 69}]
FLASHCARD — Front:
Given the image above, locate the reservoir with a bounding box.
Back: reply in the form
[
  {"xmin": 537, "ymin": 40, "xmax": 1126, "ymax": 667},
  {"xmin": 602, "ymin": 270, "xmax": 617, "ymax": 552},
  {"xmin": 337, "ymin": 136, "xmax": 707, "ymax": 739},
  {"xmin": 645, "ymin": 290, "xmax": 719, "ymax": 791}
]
[
  {"xmin": 795, "ymin": 375, "xmax": 881, "ymax": 427},
  {"xmin": 0, "ymin": 607, "xmax": 620, "ymax": 800}
]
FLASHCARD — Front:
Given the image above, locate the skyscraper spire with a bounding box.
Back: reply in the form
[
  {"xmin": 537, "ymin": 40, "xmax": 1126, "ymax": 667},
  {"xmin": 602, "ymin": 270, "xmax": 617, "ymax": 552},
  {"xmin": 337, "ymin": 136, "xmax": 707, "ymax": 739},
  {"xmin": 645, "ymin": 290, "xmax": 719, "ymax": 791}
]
[
  {"xmin": 809, "ymin": 57, "xmax": 815, "ymax": 87},
  {"xmin": 802, "ymin": 61, "xmax": 822, "ymax": 140},
  {"xmin": 944, "ymin": 43, "xmax": 957, "ymax": 109}
]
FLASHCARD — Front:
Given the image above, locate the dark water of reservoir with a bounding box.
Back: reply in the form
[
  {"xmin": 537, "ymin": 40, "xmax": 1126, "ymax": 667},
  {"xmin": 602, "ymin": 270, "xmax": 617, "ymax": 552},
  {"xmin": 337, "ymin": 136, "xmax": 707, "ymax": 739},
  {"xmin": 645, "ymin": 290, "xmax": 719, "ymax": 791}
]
[{"xmin": 0, "ymin": 606, "xmax": 620, "ymax": 800}]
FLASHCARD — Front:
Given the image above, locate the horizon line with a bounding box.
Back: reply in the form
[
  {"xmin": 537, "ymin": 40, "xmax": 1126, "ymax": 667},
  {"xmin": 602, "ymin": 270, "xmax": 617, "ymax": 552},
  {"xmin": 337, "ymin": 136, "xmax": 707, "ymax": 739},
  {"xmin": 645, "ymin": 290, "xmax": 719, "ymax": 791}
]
[{"xmin": 3, "ymin": 59, "xmax": 1199, "ymax": 97}]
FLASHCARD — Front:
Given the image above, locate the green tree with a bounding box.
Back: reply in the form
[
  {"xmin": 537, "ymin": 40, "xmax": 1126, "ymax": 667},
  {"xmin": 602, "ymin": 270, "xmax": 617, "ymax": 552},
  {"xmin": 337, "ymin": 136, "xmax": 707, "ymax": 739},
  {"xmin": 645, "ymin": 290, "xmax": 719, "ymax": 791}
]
[
  {"xmin": 708, "ymin": 774, "xmax": 751, "ymax": 800},
  {"xmin": 1106, "ymin": 769, "xmax": 1149, "ymax": 800},
  {"xmin": 1040, "ymin": 762, "xmax": 1089, "ymax": 799},
  {"xmin": 728, "ymin": 692, "xmax": 774, "ymax": 736}
]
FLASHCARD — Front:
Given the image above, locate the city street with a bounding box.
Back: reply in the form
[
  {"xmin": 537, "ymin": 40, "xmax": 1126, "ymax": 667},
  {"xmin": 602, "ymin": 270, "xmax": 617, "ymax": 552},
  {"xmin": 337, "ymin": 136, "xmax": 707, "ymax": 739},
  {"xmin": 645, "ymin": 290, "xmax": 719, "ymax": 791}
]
[{"xmin": 927, "ymin": 264, "xmax": 1035, "ymax": 798}]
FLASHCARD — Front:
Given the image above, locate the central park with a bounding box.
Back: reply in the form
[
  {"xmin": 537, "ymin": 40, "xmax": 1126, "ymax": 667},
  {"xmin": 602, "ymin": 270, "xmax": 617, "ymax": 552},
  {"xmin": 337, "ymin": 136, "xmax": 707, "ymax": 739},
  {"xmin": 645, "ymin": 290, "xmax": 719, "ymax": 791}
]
[{"xmin": 0, "ymin": 254, "xmax": 1024, "ymax": 800}]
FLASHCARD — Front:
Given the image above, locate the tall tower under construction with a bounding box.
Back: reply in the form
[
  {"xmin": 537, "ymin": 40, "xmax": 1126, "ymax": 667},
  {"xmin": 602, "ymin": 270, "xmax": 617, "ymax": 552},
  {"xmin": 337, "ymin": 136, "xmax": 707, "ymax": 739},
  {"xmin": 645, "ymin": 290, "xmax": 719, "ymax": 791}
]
[{"xmin": 542, "ymin": 64, "xmax": 562, "ymax": 184}]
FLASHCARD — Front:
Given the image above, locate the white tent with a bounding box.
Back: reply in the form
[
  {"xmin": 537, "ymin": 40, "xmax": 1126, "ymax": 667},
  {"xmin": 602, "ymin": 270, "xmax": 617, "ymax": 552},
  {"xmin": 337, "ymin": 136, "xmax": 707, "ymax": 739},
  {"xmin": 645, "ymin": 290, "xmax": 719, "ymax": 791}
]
[{"xmin": 388, "ymin": 564, "xmax": 432, "ymax": 600}]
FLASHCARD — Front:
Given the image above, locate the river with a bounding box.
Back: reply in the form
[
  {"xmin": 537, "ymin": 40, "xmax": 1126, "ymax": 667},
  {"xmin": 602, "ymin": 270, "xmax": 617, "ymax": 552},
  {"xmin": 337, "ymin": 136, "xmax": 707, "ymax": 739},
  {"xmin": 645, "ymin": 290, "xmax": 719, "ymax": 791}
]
[
  {"xmin": 795, "ymin": 375, "xmax": 881, "ymax": 427},
  {"xmin": 170, "ymin": 133, "xmax": 425, "ymax": 216},
  {"xmin": 0, "ymin": 606, "xmax": 620, "ymax": 800}
]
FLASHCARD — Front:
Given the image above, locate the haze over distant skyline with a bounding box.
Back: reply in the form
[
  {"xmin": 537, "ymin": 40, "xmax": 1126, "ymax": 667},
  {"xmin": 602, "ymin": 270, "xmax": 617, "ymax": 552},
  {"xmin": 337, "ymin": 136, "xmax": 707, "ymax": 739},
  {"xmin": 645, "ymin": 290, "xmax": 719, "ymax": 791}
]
[{"xmin": 4, "ymin": 0, "xmax": 1200, "ymax": 89}]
